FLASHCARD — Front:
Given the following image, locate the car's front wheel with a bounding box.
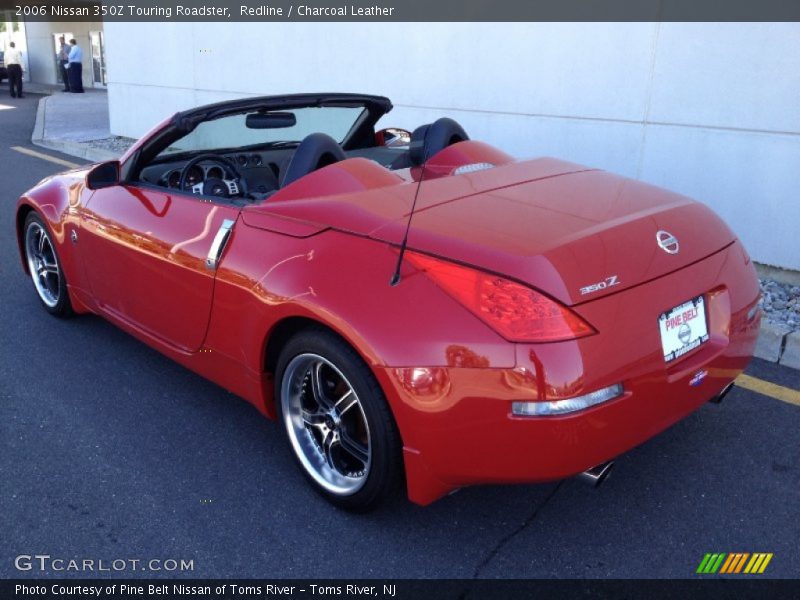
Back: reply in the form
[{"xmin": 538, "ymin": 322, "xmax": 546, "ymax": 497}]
[
  {"xmin": 275, "ymin": 329, "xmax": 403, "ymax": 511},
  {"xmin": 23, "ymin": 212, "xmax": 73, "ymax": 317}
]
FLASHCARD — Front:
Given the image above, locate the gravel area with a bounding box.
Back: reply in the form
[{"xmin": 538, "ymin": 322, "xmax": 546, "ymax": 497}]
[
  {"xmin": 87, "ymin": 136, "xmax": 136, "ymax": 155},
  {"xmin": 759, "ymin": 278, "xmax": 800, "ymax": 330}
]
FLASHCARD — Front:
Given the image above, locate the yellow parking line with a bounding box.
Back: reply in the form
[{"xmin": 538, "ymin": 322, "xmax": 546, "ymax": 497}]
[
  {"xmin": 735, "ymin": 374, "xmax": 800, "ymax": 407},
  {"xmin": 11, "ymin": 146, "xmax": 81, "ymax": 169}
]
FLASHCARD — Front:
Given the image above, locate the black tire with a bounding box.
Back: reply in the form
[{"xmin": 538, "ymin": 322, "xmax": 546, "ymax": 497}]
[
  {"xmin": 23, "ymin": 212, "xmax": 73, "ymax": 317},
  {"xmin": 275, "ymin": 328, "xmax": 403, "ymax": 511}
]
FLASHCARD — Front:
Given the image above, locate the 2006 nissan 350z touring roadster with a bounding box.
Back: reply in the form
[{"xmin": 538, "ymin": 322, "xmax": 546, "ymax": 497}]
[{"xmin": 16, "ymin": 93, "xmax": 760, "ymax": 510}]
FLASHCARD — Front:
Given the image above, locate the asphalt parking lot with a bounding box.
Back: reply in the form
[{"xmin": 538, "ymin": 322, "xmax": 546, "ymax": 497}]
[{"xmin": 1, "ymin": 95, "xmax": 798, "ymax": 580}]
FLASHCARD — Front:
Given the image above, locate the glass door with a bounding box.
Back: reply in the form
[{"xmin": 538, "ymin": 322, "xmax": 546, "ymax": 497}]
[
  {"xmin": 89, "ymin": 30, "xmax": 106, "ymax": 88},
  {"xmin": 52, "ymin": 33, "xmax": 72, "ymax": 87}
]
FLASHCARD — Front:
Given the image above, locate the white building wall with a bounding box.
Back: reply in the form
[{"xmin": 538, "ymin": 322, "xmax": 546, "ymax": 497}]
[
  {"xmin": 23, "ymin": 21, "xmax": 97, "ymax": 87},
  {"xmin": 104, "ymin": 22, "xmax": 800, "ymax": 270}
]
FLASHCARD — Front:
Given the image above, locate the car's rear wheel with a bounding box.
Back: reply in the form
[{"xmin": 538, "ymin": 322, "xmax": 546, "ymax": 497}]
[
  {"xmin": 275, "ymin": 329, "xmax": 403, "ymax": 511},
  {"xmin": 23, "ymin": 212, "xmax": 73, "ymax": 317}
]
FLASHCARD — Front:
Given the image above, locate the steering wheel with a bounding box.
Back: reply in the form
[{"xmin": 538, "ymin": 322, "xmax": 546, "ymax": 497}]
[{"xmin": 178, "ymin": 153, "xmax": 247, "ymax": 199}]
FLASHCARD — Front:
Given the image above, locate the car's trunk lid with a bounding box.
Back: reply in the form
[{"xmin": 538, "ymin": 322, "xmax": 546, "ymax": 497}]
[
  {"xmin": 245, "ymin": 159, "xmax": 735, "ymax": 305},
  {"xmin": 367, "ymin": 168, "xmax": 735, "ymax": 305}
]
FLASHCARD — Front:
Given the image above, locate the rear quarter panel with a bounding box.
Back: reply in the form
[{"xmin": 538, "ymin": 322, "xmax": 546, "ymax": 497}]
[
  {"xmin": 379, "ymin": 241, "xmax": 760, "ymax": 503},
  {"xmin": 203, "ymin": 224, "xmax": 517, "ymax": 421}
]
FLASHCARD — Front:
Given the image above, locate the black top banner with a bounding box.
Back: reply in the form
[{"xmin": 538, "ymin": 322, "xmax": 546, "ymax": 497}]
[{"xmin": 2, "ymin": 0, "xmax": 800, "ymax": 22}]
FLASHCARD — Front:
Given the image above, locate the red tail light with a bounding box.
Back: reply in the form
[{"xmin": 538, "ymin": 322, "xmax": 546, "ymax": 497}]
[{"xmin": 406, "ymin": 252, "xmax": 595, "ymax": 342}]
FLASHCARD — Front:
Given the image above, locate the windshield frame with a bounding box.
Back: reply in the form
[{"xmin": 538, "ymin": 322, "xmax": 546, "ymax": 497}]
[
  {"xmin": 123, "ymin": 93, "xmax": 392, "ymax": 182},
  {"xmin": 155, "ymin": 105, "xmax": 369, "ymax": 160}
]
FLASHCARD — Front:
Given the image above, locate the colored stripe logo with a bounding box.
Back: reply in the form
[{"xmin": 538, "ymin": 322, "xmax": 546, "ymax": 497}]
[{"xmin": 696, "ymin": 552, "xmax": 773, "ymax": 574}]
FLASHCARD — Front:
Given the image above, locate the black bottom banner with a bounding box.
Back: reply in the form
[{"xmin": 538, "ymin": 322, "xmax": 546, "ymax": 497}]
[{"xmin": 3, "ymin": 579, "xmax": 800, "ymax": 600}]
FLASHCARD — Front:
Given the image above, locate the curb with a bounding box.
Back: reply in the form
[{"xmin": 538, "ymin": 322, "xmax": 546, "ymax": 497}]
[
  {"xmin": 778, "ymin": 330, "xmax": 800, "ymax": 370},
  {"xmin": 31, "ymin": 94, "xmax": 47, "ymax": 142},
  {"xmin": 31, "ymin": 95, "xmax": 120, "ymax": 164},
  {"xmin": 754, "ymin": 321, "xmax": 798, "ymax": 370}
]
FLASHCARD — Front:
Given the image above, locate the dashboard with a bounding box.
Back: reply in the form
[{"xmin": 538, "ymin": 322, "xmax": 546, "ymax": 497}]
[
  {"xmin": 137, "ymin": 145, "xmax": 410, "ymax": 201},
  {"xmin": 140, "ymin": 151, "xmax": 287, "ymax": 195}
]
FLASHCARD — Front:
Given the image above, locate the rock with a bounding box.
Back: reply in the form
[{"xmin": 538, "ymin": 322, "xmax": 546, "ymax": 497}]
[{"xmin": 758, "ymin": 277, "xmax": 799, "ymax": 333}]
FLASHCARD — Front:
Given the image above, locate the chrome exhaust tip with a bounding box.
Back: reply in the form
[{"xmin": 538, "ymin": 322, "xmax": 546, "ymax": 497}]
[
  {"xmin": 709, "ymin": 382, "xmax": 735, "ymax": 404},
  {"xmin": 577, "ymin": 460, "xmax": 614, "ymax": 487}
]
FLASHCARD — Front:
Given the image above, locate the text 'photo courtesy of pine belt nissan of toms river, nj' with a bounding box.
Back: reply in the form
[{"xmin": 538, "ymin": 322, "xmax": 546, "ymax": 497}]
[{"xmin": 16, "ymin": 93, "xmax": 761, "ymax": 511}]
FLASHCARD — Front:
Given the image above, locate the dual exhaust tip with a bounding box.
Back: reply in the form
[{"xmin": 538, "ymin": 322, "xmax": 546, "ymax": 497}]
[
  {"xmin": 709, "ymin": 381, "xmax": 735, "ymax": 404},
  {"xmin": 577, "ymin": 460, "xmax": 614, "ymax": 488},
  {"xmin": 576, "ymin": 382, "xmax": 736, "ymax": 488}
]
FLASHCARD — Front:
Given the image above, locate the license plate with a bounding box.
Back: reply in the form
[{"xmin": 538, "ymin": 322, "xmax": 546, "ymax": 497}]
[{"xmin": 658, "ymin": 296, "xmax": 709, "ymax": 362}]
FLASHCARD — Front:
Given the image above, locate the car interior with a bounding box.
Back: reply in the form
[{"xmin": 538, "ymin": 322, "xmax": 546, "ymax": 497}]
[{"xmin": 135, "ymin": 108, "xmax": 470, "ymax": 205}]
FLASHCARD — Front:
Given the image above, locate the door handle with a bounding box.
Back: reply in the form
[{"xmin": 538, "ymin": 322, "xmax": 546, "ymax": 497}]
[{"xmin": 206, "ymin": 219, "xmax": 235, "ymax": 270}]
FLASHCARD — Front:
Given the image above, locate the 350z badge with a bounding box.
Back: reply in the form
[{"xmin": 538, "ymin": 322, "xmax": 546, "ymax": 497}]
[{"xmin": 580, "ymin": 275, "xmax": 621, "ymax": 296}]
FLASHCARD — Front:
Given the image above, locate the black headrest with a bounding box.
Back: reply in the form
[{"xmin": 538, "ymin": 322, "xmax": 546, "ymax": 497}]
[
  {"xmin": 409, "ymin": 117, "xmax": 469, "ymax": 166},
  {"xmin": 280, "ymin": 133, "xmax": 347, "ymax": 188}
]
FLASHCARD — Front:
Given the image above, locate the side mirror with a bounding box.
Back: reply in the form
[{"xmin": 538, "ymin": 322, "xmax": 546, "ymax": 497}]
[
  {"xmin": 86, "ymin": 161, "xmax": 120, "ymax": 190},
  {"xmin": 376, "ymin": 127, "xmax": 411, "ymax": 147}
]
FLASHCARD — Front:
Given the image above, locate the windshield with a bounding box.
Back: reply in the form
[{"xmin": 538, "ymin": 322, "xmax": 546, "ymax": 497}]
[{"xmin": 158, "ymin": 106, "xmax": 365, "ymax": 156}]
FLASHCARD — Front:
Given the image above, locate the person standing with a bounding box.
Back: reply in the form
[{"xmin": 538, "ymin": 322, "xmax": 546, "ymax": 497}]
[
  {"xmin": 6, "ymin": 41, "xmax": 24, "ymax": 98},
  {"xmin": 57, "ymin": 36, "xmax": 70, "ymax": 92},
  {"xmin": 66, "ymin": 38, "xmax": 84, "ymax": 93}
]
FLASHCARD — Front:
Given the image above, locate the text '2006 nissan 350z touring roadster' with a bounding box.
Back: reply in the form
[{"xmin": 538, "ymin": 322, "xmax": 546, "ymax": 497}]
[{"xmin": 16, "ymin": 93, "xmax": 760, "ymax": 510}]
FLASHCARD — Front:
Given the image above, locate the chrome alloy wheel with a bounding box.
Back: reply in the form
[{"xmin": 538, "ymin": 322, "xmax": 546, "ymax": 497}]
[
  {"xmin": 281, "ymin": 353, "xmax": 372, "ymax": 496},
  {"xmin": 25, "ymin": 220, "xmax": 61, "ymax": 308}
]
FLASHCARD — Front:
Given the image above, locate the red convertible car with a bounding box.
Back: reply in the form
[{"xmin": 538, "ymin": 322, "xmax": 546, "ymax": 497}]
[{"xmin": 16, "ymin": 93, "xmax": 760, "ymax": 510}]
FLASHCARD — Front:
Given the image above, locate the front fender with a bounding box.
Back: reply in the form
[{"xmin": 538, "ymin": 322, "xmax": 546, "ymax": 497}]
[{"xmin": 16, "ymin": 171, "xmax": 93, "ymax": 304}]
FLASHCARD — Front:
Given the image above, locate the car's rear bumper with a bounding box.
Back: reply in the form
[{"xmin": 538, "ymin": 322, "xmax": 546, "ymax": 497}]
[{"xmin": 376, "ymin": 241, "xmax": 761, "ymax": 505}]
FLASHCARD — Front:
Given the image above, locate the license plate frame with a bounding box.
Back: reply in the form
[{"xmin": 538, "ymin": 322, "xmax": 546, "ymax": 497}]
[{"xmin": 658, "ymin": 296, "xmax": 710, "ymax": 363}]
